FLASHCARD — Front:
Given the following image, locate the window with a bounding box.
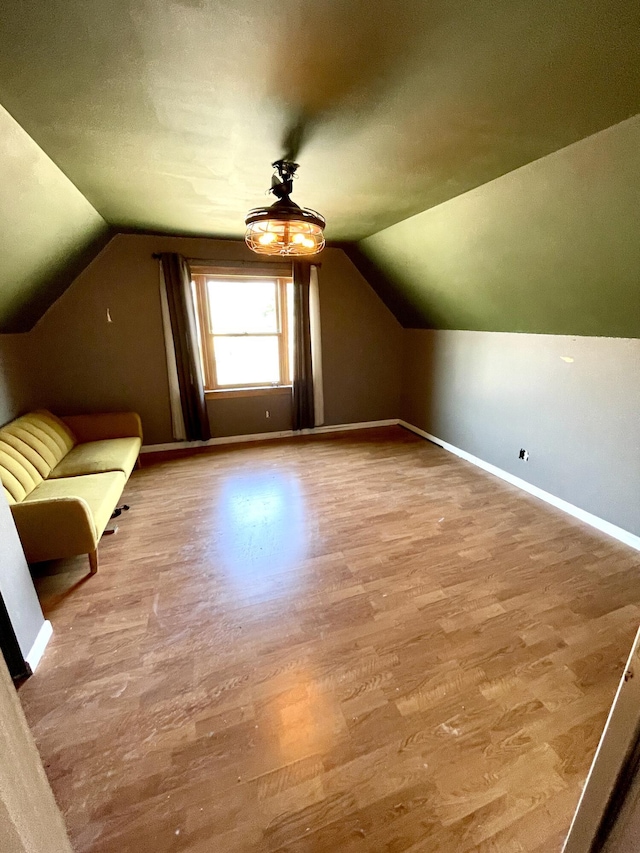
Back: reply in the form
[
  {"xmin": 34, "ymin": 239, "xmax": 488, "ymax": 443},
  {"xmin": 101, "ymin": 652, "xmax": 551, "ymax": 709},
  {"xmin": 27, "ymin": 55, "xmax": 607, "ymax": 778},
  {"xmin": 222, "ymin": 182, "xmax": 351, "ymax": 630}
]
[{"xmin": 191, "ymin": 268, "xmax": 293, "ymax": 392}]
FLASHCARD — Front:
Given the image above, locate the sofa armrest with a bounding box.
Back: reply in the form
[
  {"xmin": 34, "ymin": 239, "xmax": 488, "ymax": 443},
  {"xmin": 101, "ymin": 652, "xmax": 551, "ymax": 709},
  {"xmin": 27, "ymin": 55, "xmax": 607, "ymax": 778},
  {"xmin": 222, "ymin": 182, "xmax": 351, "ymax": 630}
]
[
  {"xmin": 61, "ymin": 412, "xmax": 143, "ymax": 443},
  {"xmin": 11, "ymin": 497, "xmax": 98, "ymax": 563}
]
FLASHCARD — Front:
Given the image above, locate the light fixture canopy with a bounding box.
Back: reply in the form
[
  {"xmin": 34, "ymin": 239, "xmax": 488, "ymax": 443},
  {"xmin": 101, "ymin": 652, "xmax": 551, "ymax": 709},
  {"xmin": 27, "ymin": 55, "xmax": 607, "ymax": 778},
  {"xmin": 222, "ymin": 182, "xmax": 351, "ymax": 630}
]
[{"xmin": 245, "ymin": 160, "xmax": 325, "ymax": 256}]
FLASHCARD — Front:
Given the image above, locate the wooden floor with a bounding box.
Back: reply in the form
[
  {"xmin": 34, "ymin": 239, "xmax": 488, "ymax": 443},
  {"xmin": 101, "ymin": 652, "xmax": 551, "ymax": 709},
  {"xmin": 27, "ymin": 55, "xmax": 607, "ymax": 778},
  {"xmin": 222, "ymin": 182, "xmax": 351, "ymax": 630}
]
[{"xmin": 20, "ymin": 426, "xmax": 640, "ymax": 853}]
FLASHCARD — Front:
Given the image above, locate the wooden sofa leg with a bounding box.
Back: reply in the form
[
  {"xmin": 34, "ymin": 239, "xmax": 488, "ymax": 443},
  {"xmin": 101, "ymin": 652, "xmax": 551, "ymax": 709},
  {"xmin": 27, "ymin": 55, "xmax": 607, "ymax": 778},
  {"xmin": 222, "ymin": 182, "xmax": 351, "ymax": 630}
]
[{"xmin": 88, "ymin": 550, "xmax": 98, "ymax": 575}]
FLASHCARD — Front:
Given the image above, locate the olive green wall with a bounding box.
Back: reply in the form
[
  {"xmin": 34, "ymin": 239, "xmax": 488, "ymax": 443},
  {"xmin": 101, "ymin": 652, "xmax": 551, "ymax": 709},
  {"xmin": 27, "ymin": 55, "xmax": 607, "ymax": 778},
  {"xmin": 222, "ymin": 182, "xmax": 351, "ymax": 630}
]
[
  {"xmin": 0, "ymin": 336, "xmax": 37, "ymax": 427},
  {"xmin": 359, "ymin": 114, "xmax": 640, "ymax": 337},
  {"xmin": 207, "ymin": 392, "xmax": 292, "ymax": 440},
  {"xmin": 0, "ymin": 105, "xmax": 111, "ymax": 333},
  {"xmin": 317, "ymin": 248, "xmax": 402, "ymax": 426},
  {"xmin": 27, "ymin": 236, "xmax": 401, "ymax": 444}
]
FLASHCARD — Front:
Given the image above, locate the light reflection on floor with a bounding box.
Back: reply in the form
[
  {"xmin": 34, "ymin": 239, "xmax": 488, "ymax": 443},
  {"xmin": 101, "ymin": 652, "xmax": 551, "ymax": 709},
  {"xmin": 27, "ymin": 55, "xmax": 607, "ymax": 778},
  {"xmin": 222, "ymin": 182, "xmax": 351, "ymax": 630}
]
[{"xmin": 214, "ymin": 470, "xmax": 307, "ymax": 601}]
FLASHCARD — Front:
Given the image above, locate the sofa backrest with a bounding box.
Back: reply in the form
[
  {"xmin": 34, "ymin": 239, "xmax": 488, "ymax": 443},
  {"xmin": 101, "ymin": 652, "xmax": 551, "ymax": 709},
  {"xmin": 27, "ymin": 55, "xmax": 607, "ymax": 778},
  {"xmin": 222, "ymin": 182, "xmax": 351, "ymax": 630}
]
[{"xmin": 0, "ymin": 411, "xmax": 76, "ymax": 505}]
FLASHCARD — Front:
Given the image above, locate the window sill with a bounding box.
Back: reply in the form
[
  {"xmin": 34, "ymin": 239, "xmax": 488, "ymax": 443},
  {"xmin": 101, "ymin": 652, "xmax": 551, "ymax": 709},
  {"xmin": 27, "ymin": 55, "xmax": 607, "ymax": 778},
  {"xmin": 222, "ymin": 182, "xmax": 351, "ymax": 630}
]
[{"xmin": 205, "ymin": 386, "xmax": 292, "ymax": 400}]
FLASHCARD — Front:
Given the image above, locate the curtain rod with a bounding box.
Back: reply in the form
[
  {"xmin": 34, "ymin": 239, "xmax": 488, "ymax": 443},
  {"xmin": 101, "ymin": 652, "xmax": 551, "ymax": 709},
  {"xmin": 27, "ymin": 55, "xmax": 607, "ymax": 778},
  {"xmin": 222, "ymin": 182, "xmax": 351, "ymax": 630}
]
[{"xmin": 152, "ymin": 253, "xmax": 321, "ymax": 267}]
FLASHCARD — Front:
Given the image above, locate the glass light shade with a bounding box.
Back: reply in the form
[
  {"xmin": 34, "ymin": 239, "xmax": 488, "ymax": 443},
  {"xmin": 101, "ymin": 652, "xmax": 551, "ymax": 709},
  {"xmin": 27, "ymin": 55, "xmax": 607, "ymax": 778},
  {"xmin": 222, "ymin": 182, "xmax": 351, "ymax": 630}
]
[{"xmin": 245, "ymin": 199, "xmax": 325, "ymax": 256}]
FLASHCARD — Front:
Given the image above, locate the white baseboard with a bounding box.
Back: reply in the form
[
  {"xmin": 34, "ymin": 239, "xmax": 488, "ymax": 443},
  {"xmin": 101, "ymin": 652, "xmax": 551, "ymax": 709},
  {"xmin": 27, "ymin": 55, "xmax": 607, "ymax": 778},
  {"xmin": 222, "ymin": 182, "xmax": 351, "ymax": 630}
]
[
  {"xmin": 25, "ymin": 620, "xmax": 53, "ymax": 673},
  {"xmin": 399, "ymin": 420, "xmax": 640, "ymax": 553},
  {"xmin": 141, "ymin": 419, "xmax": 399, "ymax": 454}
]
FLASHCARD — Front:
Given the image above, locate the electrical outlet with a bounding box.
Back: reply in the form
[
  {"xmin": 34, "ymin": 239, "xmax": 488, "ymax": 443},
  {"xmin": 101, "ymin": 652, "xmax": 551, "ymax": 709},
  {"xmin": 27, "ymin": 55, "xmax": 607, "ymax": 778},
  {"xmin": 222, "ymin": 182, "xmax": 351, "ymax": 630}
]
[
  {"xmin": 519, "ymin": 448, "xmax": 530, "ymax": 461},
  {"xmin": 265, "ymin": 410, "xmax": 270, "ymax": 419}
]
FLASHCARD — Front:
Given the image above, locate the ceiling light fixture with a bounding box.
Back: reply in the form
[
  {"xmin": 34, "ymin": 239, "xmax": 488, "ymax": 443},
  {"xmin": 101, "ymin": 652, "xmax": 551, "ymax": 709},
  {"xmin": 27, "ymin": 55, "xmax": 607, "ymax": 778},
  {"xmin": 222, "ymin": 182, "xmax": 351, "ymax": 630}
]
[{"xmin": 245, "ymin": 160, "xmax": 325, "ymax": 256}]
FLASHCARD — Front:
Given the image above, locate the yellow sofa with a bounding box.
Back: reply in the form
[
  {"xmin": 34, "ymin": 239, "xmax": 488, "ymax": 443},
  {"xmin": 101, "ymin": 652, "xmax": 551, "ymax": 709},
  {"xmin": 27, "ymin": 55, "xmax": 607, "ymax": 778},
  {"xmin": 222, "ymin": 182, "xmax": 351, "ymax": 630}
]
[{"xmin": 0, "ymin": 410, "xmax": 142, "ymax": 574}]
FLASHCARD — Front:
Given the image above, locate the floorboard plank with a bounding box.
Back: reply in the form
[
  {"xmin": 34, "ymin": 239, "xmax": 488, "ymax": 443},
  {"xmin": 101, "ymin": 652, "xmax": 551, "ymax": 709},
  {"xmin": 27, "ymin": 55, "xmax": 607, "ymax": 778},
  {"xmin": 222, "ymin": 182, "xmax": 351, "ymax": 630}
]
[{"xmin": 19, "ymin": 426, "xmax": 640, "ymax": 852}]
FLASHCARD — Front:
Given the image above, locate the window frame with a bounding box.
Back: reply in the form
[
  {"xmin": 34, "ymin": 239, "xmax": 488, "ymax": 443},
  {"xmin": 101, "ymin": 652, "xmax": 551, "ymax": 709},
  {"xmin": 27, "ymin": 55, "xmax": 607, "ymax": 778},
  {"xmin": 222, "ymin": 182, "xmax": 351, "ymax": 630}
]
[{"xmin": 191, "ymin": 269, "xmax": 292, "ymax": 393}]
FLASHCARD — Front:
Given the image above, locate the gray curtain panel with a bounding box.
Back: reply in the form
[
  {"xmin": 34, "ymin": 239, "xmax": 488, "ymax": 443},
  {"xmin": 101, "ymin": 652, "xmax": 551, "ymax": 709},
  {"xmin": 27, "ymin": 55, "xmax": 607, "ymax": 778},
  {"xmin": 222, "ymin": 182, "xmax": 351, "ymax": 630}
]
[
  {"xmin": 292, "ymin": 261, "xmax": 315, "ymax": 431},
  {"xmin": 159, "ymin": 253, "xmax": 211, "ymax": 442}
]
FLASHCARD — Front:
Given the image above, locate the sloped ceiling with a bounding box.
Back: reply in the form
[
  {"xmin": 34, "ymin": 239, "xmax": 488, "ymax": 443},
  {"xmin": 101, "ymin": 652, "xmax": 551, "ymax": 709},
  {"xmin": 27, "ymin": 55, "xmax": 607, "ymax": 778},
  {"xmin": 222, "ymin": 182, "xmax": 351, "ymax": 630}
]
[
  {"xmin": 0, "ymin": 0, "xmax": 639, "ymax": 333},
  {"xmin": 0, "ymin": 0, "xmax": 639, "ymax": 244},
  {"xmin": 356, "ymin": 114, "xmax": 640, "ymax": 337},
  {"xmin": 0, "ymin": 106, "xmax": 111, "ymax": 332}
]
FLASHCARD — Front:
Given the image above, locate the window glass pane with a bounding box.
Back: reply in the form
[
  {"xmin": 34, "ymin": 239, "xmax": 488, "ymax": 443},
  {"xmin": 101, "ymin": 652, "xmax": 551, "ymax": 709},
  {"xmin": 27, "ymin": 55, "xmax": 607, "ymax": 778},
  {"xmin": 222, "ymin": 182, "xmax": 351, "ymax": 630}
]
[
  {"xmin": 207, "ymin": 279, "xmax": 278, "ymax": 334},
  {"xmin": 213, "ymin": 336, "xmax": 281, "ymax": 386}
]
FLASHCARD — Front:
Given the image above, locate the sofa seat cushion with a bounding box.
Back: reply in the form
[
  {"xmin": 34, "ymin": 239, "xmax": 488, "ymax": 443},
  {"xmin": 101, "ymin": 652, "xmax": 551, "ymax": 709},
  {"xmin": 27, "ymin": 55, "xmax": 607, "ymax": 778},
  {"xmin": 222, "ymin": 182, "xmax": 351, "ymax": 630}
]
[
  {"xmin": 24, "ymin": 471, "xmax": 127, "ymax": 539},
  {"xmin": 49, "ymin": 437, "xmax": 142, "ymax": 479}
]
